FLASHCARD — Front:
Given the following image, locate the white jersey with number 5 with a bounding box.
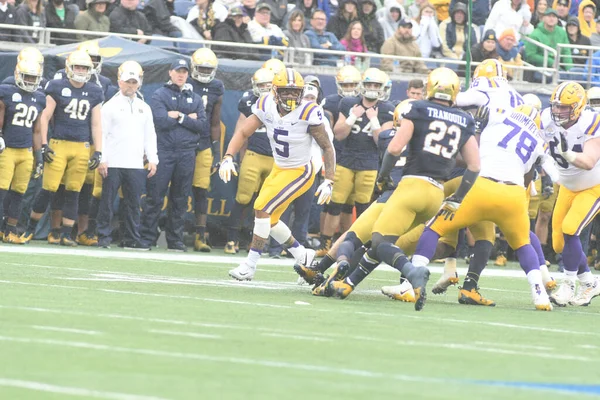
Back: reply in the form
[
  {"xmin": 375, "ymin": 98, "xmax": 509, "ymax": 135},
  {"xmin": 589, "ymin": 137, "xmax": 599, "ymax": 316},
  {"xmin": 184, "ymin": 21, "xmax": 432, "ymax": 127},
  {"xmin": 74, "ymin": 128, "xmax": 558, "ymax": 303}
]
[
  {"xmin": 479, "ymin": 108, "xmax": 546, "ymax": 187},
  {"xmin": 252, "ymin": 93, "xmax": 325, "ymax": 168},
  {"xmin": 456, "ymin": 77, "xmax": 524, "ymax": 112}
]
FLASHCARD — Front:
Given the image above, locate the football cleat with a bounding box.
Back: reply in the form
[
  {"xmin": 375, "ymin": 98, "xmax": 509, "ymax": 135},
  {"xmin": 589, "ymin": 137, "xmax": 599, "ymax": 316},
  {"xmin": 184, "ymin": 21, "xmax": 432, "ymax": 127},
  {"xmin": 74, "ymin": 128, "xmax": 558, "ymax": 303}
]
[
  {"xmin": 494, "ymin": 254, "xmax": 507, "ymax": 267},
  {"xmin": 531, "ymin": 283, "xmax": 553, "ymax": 311},
  {"xmin": 194, "ymin": 234, "xmax": 211, "ymax": 252},
  {"xmin": 328, "ymin": 279, "xmax": 354, "ymax": 299},
  {"xmin": 0, "ymin": 231, "xmax": 4, "ymax": 241},
  {"xmin": 406, "ymin": 266, "xmax": 430, "ymax": 311},
  {"xmin": 60, "ymin": 234, "xmax": 78, "ymax": 247},
  {"xmin": 544, "ymin": 277, "xmax": 557, "ymax": 294},
  {"xmin": 315, "ymin": 238, "xmax": 331, "ymax": 258},
  {"xmin": 313, "ymin": 260, "xmax": 350, "ymax": 297},
  {"xmin": 432, "ymin": 271, "xmax": 459, "ymax": 294},
  {"xmin": 229, "ymin": 262, "xmax": 256, "ymax": 281},
  {"xmin": 550, "ymin": 279, "xmax": 576, "ymax": 307},
  {"xmin": 47, "ymin": 232, "xmax": 60, "ymax": 245},
  {"xmin": 381, "ymin": 279, "xmax": 416, "ymax": 303},
  {"xmin": 77, "ymin": 232, "xmax": 98, "ymax": 246},
  {"xmin": 224, "ymin": 241, "xmax": 238, "ymax": 254},
  {"xmin": 293, "ymin": 263, "xmax": 322, "ymax": 285},
  {"xmin": 458, "ymin": 287, "xmax": 496, "ymax": 306},
  {"xmin": 3, "ymin": 232, "xmax": 25, "ymax": 244},
  {"xmin": 569, "ymin": 277, "xmax": 600, "ymax": 306},
  {"xmin": 20, "ymin": 231, "xmax": 33, "ymax": 244}
]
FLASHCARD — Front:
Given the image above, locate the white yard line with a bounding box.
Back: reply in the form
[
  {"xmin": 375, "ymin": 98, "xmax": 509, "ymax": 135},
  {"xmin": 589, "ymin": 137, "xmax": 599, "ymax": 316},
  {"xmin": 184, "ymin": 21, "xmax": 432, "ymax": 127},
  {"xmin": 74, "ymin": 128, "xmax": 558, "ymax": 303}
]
[
  {"xmin": 473, "ymin": 341, "xmax": 554, "ymax": 351},
  {"xmin": 32, "ymin": 325, "xmax": 101, "ymax": 336},
  {"xmin": 148, "ymin": 329, "xmax": 221, "ymax": 340},
  {"xmin": 0, "ymin": 378, "xmax": 168, "ymax": 400},
  {"xmin": 261, "ymin": 333, "xmax": 333, "ymax": 342}
]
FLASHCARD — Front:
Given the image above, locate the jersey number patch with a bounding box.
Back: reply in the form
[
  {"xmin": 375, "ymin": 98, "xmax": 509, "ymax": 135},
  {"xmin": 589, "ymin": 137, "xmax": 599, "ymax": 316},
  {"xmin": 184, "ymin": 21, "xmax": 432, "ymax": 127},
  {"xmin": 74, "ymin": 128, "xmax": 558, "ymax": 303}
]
[
  {"xmin": 498, "ymin": 119, "xmax": 537, "ymax": 163},
  {"xmin": 351, "ymin": 119, "xmax": 373, "ymax": 136},
  {"xmin": 12, "ymin": 103, "xmax": 38, "ymax": 128},
  {"xmin": 423, "ymin": 120, "xmax": 461, "ymax": 159},
  {"xmin": 273, "ymin": 128, "xmax": 289, "ymax": 158},
  {"xmin": 548, "ymin": 136, "xmax": 583, "ymax": 169},
  {"xmin": 64, "ymin": 98, "xmax": 91, "ymax": 121}
]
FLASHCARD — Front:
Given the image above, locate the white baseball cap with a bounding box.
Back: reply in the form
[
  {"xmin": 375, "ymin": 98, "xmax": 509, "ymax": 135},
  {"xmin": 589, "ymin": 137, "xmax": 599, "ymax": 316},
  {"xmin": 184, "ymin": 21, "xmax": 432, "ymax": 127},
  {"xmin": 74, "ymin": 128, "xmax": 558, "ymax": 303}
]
[
  {"xmin": 119, "ymin": 67, "xmax": 141, "ymax": 83},
  {"xmin": 303, "ymin": 84, "xmax": 319, "ymax": 100}
]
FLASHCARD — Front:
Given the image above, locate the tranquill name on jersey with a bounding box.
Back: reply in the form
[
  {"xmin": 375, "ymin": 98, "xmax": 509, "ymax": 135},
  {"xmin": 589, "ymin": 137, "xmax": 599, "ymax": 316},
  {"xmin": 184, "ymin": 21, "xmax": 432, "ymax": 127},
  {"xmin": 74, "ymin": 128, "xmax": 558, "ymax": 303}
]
[{"xmin": 427, "ymin": 107, "xmax": 468, "ymax": 128}]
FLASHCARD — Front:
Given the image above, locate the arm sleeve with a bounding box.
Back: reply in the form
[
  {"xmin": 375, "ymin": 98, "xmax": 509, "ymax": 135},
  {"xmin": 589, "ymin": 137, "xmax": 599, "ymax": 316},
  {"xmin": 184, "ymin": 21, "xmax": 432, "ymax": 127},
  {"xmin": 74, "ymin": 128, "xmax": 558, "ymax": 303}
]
[
  {"xmin": 455, "ymin": 88, "xmax": 489, "ymax": 108},
  {"xmin": 150, "ymin": 91, "xmax": 178, "ymax": 130},
  {"xmin": 144, "ymin": 106, "xmax": 159, "ymax": 165}
]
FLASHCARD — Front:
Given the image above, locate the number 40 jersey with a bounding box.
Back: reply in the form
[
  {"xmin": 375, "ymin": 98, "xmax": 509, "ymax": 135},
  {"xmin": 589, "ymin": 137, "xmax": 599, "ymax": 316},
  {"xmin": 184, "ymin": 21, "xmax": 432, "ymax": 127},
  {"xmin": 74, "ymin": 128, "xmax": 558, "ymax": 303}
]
[
  {"xmin": 252, "ymin": 94, "xmax": 325, "ymax": 169},
  {"xmin": 0, "ymin": 83, "xmax": 46, "ymax": 148}
]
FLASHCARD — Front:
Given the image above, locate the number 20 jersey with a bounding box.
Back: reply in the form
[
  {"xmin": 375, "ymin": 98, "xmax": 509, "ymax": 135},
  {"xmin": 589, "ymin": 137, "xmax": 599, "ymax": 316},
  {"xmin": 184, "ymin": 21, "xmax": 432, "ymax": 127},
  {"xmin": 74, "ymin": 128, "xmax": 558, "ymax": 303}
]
[
  {"xmin": 0, "ymin": 83, "xmax": 46, "ymax": 148},
  {"xmin": 541, "ymin": 108, "xmax": 600, "ymax": 191},
  {"xmin": 44, "ymin": 78, "xmax": 104, "ymax": 142},
  {"xmin": 252, "ymin": 94, "xmax": 325, "ymax": 169},
  {"xmin": 480, "ymin": 108, "xmax": 546, "ymax": 187},
  {"xmin": 401, "ymin": 100, "xmax": 474, "ymax": 181}
]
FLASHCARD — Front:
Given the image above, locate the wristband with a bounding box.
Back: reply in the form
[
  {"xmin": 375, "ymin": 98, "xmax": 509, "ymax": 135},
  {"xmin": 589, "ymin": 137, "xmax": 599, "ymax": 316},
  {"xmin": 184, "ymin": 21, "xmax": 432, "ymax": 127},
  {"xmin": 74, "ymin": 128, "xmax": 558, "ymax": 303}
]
[
  {"xmin": 563, "ymin": 150, "xmax": 577, "ymax": 163},
  {"xmin": 369, "ymin": 117, "xmax": 381, "ymax": 131},
  {"xmin": 345, "ymin": 113, "xmax": 358, "ymax": 127}
]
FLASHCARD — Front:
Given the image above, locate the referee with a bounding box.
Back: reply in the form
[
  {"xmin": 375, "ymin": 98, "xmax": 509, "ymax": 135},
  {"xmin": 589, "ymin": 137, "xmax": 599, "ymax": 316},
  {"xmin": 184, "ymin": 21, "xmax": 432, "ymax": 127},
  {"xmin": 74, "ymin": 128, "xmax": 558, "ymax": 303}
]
[{"xmin": 96, "ymin": 61, "xmax": 158, "ymax": 249}]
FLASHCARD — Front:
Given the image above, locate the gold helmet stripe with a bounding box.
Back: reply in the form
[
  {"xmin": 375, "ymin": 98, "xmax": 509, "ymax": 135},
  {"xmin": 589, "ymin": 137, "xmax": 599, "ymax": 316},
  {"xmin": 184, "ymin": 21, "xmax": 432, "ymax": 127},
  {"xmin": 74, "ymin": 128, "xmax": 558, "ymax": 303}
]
[{"xmin": 286, "ymin": 68, "xmax": 294, "ymax": 86}]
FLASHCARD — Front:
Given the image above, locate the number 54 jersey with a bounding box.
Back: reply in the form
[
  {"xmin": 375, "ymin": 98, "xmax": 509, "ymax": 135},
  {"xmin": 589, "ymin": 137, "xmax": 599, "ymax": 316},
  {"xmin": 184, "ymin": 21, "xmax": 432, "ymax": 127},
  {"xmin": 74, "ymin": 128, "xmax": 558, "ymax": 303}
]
[
  {"xmin": 480, "ymin": 108, "xmax": 546, "ymax": 187},
  {"xmin": 252, "ymin": 94, "xmax": 325, "ymax": 168}
]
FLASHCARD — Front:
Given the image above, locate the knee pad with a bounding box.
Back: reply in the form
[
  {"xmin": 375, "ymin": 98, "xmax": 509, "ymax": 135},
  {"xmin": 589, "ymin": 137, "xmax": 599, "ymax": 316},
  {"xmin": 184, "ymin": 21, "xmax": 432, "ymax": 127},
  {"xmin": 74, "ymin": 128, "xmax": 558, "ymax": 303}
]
[
  {"xmin": 341, "ymin": 203, "xmax": 354, "ymax": 214},
  {"xmin": 51, "ymin": 184, "xmax": 66, "ymax": 211},
  {"xmin": 355, "ymin": 202, "xmax": 369, "ymax": 217},
  {"xmin": 62, "ymin": 190, "xmax": 80, "ymax": 221},
  {"xmin": 253, "ymin": 217, "xmax": 271, "ymax": 240},
  {"xmin": 327, "ymin": 202, "xmax": 343, "ymax": 216},
  {"xmin": 33, "ymin": 189, "xmax": 53, "ymax": 214},
  {"xmin": 193, "ymin": 187, "xmax": 209, "ymax": 215},
  {"xmin": 270, "ymin": 220, "xmax": 292, "ymax": 244},
  {"xmin": 78, "ymin": 183, "xmax": 92, "ymax": 216},
  {"xmin": 5, "ymin": 190, "xmax": 23, "ymax": 220}
]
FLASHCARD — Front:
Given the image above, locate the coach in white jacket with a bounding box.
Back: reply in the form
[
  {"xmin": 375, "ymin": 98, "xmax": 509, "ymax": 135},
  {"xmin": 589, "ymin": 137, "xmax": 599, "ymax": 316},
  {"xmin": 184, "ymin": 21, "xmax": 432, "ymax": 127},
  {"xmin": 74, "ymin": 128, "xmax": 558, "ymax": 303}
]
[{"xmin": 96, "ymin": 61, "xmax": 159, "ymax": 250}]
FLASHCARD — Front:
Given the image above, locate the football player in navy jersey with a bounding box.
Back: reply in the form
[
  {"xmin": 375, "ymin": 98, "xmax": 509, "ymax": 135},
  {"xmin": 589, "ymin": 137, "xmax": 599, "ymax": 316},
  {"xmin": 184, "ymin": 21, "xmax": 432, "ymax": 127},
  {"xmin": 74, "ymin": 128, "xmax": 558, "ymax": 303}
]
[
  {"xmin": 21, "ymin": 50, "xmax": 104, "ymax": 246},
  {"xmin": 188, "ymin": 48, "xmax": 224, "ymax": 252},
  {"xmin": 0, "ymin": 60, "xmax": 46, "ymax": 243},
  {"xmin": 224, "ymin": 67, "xmax": 275, "ymax": 254}
]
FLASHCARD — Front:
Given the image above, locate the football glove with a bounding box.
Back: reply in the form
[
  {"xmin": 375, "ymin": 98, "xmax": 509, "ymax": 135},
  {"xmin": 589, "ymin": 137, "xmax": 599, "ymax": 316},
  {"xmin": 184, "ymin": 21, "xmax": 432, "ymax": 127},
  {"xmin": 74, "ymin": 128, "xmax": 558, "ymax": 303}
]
[
  {"xmin": 474, "ymin": 105, "xmax": 489, "ymax": 135},
  {"xmin": 32, "ymin": 150, "xmax": 43, "ymax": 179},
  {"xmin": 438, "ymin": 195, "xmax": 461, "ymax": 221},
  {"xmin": 218, "ymin": 154, "xmax": 237, "ymax": 183},
  {"xmin": 541, "ymin": 174, "xmax": 554, "ymax": 199},
  {"xmin": 375, "ymin": 174, "xmax": 396, "ymax": 194},
  {"xmin": 315, "ymin": 178, "xmax": 333, "ymax": 205},
  {"xmin": 0, "ymin": 136, "xmax": 5, "ymax": 153},
  {"xmin": 558, "ymin": 132, "xmax": 577, "ymax": 162},
  {"xmin": 89, "ymin": 151, "xmax": 102, "ymax": 170},
  {"xmin": 41, "ymin": 144, "xmax": 55, "ymax": 163}
]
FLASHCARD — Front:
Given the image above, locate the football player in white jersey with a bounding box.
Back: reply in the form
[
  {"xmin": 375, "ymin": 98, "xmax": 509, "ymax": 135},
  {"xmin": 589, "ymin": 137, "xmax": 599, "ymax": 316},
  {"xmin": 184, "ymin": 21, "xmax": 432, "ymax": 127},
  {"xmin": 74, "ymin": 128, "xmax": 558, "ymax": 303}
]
[
  {"xmin": 542, "ymin": 81, "xmax": 600, "ymax": 307},
  {"xmin": 219, "ymin": 68, "xmax": 336, "ymax": 281},
  {"xmin": 402, "ymin": 105, "xmax": 554, "ymax": 310}
]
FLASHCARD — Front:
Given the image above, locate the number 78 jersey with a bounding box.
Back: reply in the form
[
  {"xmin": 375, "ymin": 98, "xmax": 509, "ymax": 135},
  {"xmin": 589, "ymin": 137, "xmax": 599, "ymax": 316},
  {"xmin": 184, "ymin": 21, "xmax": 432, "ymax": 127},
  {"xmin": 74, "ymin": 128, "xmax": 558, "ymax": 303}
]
[
  {"xmin": 479, "ymin": 108, "xmax": 545, "ymax": 187},
  {"xmin": 252, "ymin": 94, "xmax": 325, "ymax": 168}
]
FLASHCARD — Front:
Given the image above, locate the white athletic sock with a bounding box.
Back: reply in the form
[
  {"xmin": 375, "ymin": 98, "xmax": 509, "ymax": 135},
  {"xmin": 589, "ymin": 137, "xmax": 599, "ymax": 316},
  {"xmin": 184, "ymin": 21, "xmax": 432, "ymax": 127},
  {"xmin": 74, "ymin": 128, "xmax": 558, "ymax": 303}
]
[
  {"xmin": 412, "ymin": 255, "xmax": 430, "ymax": 267},
  {"xmin": 527, "ymin": 269, "xmax": 543, "ymax": 287},
  {"xmin": 578, "ymin": 271, "xmax": 594, "ymax": 284},
  {"xmin": 444, "ymin": 257, "xmax": 457, "ymax": 276},
  {"xmin": 564, "ymin": 269, "xmax": 577, "ymax": 281},
  {"xmin": 288, "ymin": 243, "xmax": 306, "ymax": 263},
  {"xmin": 246, "ymin": 250, "xmax": 261, "ymax": 268},
  {"xmin": 539, "ymin": 264, "xmax": 551, "ymax": 285}
]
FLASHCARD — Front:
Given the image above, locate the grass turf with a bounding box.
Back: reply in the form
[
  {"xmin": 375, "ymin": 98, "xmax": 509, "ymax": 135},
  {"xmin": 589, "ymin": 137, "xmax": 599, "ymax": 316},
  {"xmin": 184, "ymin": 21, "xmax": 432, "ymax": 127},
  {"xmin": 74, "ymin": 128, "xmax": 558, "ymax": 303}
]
[{"xmin": 1, "ymin": 243, "xmax": 599, "ymax": 399}]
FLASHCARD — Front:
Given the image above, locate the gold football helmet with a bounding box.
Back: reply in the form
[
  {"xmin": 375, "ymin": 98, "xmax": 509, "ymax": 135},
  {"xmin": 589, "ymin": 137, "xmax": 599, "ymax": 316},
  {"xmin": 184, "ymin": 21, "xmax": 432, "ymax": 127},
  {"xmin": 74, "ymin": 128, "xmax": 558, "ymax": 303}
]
[
  {"xmin": 550, "ymin": 81, "xmax": 586, "ymax": 125},
  {"xmin": 17, "ymin": 47, "xmax": 44, "ymax": 69},
  {"xmin": 473, "ymin": 59, "xmax": 507, "ymax": 80},
  {"xmin": 335, "ymin": 65, "xmax": 361, "ymax": 97},
  {"xmin": 393, "ymin": 98, "xmax": 415, "ymax": 128},
  {"xmin": 14, "ymin": 59, "xmax": 43, "ymax": 92},
  {"xmin": 66, "ymin": 50, "xmax": 94, "ymax": 84},
  {"xmin": 361, "ymin": 68, "xmax": 387, "ymax": 100},
  {"xmin": 191, "ymin": 48, "xmax": 218, "ymax": 83},
  {"xmin": 251, "ymin": 67, "xmax": 275, "ymax": 97},
  {"xmin": 262, "ymin": 58, "xmax": 286, "ymax": 75},
  {"xmin": 522, "ymin": 93, "xmax": 542, "ymax": 111},
  {"xmin": 426, "ymin": 67, "xmax": 460, "ymax": 104},
  {"xmin": 118, "ymin": 60, "xmax": 144, "ymax": 85},
  {"xmin": 514, "ymin": 104, "xmax": 541, "ymax": 129},
  {"xmin": 77, "ymin": 41, "xmax": 102, "ymax": 74},
  {"xmin": 272, "ymin": 67, "xmax": 304, "ymax": 112},
  {"xmin": 381, "ymin": 72, "xmax": 392, "ymax": 101},
  {"xmin": 587, "ymin": 86, "xmax": 600, "ymax": 111}
]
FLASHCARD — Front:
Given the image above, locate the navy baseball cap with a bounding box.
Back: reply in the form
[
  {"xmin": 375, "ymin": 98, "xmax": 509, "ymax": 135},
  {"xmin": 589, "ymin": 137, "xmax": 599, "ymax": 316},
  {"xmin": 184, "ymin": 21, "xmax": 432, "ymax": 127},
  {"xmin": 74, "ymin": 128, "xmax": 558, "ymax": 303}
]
[{"xmin": 170, "ymin": 59, "xmax": 189, "ymax": 71}]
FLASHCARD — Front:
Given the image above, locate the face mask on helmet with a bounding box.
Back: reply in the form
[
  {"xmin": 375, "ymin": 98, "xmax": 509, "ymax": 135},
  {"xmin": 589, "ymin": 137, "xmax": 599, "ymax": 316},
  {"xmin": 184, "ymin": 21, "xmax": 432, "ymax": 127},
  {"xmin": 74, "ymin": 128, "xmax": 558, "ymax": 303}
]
[
  {"xmin": 69, "ymin": 64, "xmax": 92, "ymax": 83},
  {"xmin": 253, "ymin": 81, "xmax": 273, "ymax": 97},
  {"xmin": 362, "ymin": 82, "xmax": 383, "ymax": 100},
  {"xmin": 276, "ymin": 87, "xmax": 303, "ymax": 112},
  {"xmin": 589, "ymin": 98, "xmax": 600, "ymax": 112},
  {"xmin": 192, "ymin": 65, "xmax": 216, "ymax": 83},
  {"xmin": 551, "ymin": 102, "xmax": 574, "ymax": 126},
  {"xmin": 88, "ymin": 54, "xmax": 102, "ymax": 74},
  {"xmin": 338, "ymin": 82, "xmax": 359, "ymax": 97}
]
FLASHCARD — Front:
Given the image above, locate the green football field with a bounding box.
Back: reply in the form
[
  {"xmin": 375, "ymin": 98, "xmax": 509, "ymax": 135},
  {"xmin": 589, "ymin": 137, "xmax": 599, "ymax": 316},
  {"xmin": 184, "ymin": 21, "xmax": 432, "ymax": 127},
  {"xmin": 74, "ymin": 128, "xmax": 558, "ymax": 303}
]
[{"xmin": 1, "ymin": 244, "xmax": 599, "ymax": 400}]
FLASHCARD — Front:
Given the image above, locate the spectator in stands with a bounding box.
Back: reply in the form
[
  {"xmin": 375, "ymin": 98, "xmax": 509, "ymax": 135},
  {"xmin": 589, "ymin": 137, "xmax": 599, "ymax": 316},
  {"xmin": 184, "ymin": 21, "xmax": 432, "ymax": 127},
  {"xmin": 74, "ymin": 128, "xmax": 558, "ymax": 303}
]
[
  {"xmin": 583, "ymin": 47, "xmax": 600, "ymax": 85},
  {"xmin": 216, "ymin": 0, "xmax": 238, "ymax": 9},
  {"xmin": 0, "ymin": 0, "xmax": 18, "ymax": 42},
  {"xmin": 143, "ymin": 0, "xmax": 182, "ymax": 37},
  {"xmin": 459, "ymin": 29, "xmax": 498, "ymax": 77},
  {"xmin": 248, "ymin": 2, "xmax": 288, "ymax": 45},
  {"xmin": 554, "ymin": 0, "xmax": 570, "ymax": 27},
  {"xmin": 531, "ymin": 0, "xmax": 547, "ymax": 26},
  {"xmin": 340, "ymin": 20, "xmax": 369, "ymax": 66},
  {"xmin": 327, "ymin": 0, "xmax": 359, "ymax": 41},
  {"xmin": 566, "ymin": 16, "xmax": 591, "ymax": 65},
  {"xmin": 283, "ymin": 9, "xmax": 312, "ymax": 64},
  {"xmin": 378, "ymin": 0, "xmax": 403, "ymax": 40},
  {"xmin": 380, "ymin": 18, "xmax": 429, "ymax": 72},
  {"xmin": 484, "ymin": 0, "xmax": 533, "ymax": 41},
  {"xmin": 187, "ymin": 0, "xmax": 227, "ymax": 39},
  {"xmin": 241, "ymin": 0, "xmax": 256, "ymax": 22},
  {"xmin": 591, "ymin": 16, "xmax": 600, "ymax": 46},
  {"xmin": 577, "ymin": 0, "xmax": 595, "ymax": 37},
  {"xmin": 15, "ymin": 0, "xmax": 46, "ymax": 43},
  {"xmin": 359, "ymin": 0, "xmax": 384, "ymax": 52},
  {"xmin": 285, "ymin": 0, "xmax": 332, "ymax": 25},
  {"xmin": 496, "ymin": 28, "xmax": 524, "ymax": 79},
  {"xmin": 525, "ymin": 8, "xmax": 574, "ymax": 79},
  {"xmin": 439, "ymin": 2, "xmax": 478, "ymax": 60},
  {"xmin": 449, "ymin": 0, "xmax": 490, "ymax": 27},
  {"xmin": 259, "ymin": 0, "xmax": 289, "ymax": 26},
  {"xmin": 412, "ymin": 2, "xmax": 443, "ymax": 58},
  {"xmin": 306, "ymin": 8, "xmax": 346, "ymax": 65},
  {"xmin": 407, "ymin": 0, "xmax": 427, "ymax": 19},
  {"xmin": 109, "ymin": 0, "xmax": 152, "ymax": 44},
  {"xmin": 44, "ymin": 0, "xmax": 78, "ymax": 44},
  {"xmin": 406, "ymin": 78, "xmax": 424, "ymax": 99},
  {"xmin": 429, "ymin": 0, "xmax": 450, "ymax": 22},
  {"xmin": 212, "ymin": 6, "xmax": 260, "ymax": 59},
  {"xmin": 75, "ymin": 0, "xmax": 110, "ymax": 41}
]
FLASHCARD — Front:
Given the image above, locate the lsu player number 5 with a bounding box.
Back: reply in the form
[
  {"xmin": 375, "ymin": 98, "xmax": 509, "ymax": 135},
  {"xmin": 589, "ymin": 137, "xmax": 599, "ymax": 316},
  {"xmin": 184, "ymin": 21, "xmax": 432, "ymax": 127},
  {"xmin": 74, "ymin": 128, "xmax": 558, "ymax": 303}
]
[{"xmin": 219, "ymin": 68, "xmax": 336, "ymax": 281}]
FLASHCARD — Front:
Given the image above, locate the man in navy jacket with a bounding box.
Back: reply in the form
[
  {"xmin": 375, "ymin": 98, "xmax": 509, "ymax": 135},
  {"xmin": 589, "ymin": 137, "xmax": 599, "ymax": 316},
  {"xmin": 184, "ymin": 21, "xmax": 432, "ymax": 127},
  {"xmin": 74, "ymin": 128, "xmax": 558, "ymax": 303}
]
[{"xmin": 140, "ymin": 59, "xmax": 209, "ymax": 251}]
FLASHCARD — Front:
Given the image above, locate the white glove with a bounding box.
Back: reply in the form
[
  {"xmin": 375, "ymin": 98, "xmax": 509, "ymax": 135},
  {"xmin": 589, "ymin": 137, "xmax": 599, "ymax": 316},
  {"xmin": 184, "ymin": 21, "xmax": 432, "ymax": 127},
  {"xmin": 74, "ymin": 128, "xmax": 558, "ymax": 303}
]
[
  {"xmin": 218, "ymin": 155, "xmax": 237, "ymax": 183},
  {"xmin": 315, "ymin": 179, "xmax": 333, "ymax": 205},
  {"xmin": 0, "ymin": 137, "xmax": 5, "ymax": 153}
]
